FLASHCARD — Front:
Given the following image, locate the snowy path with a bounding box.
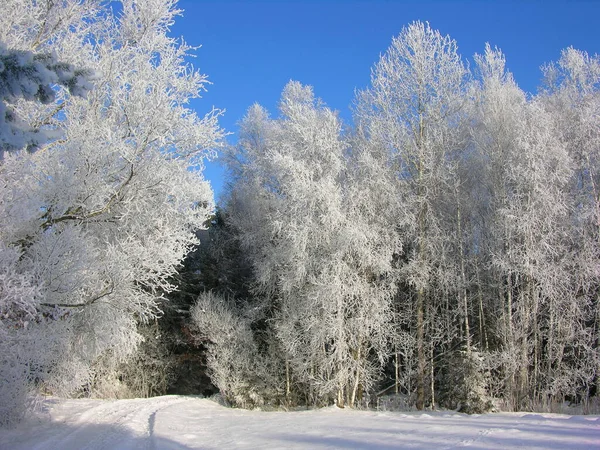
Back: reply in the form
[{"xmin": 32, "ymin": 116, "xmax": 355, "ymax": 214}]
[{"xmin": 1, "ymin": 396, "xmax": 599, "ymax": 449}]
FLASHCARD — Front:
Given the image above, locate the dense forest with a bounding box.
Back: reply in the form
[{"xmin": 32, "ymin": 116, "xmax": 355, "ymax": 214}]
[{"xmin": 1, "ymin": 0, "xmax": 599, "ymax": 426}]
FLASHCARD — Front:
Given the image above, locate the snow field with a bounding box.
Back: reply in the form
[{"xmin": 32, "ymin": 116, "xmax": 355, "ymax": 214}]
[{"xmin": 1, "ymin": 396, "xmax": 599, "ymax": 449}]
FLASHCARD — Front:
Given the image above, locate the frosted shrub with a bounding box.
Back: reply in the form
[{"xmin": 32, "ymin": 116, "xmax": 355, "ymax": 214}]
[{"xmin": 191, "ymin": 292, "xmax": 281, "ymax": 408}]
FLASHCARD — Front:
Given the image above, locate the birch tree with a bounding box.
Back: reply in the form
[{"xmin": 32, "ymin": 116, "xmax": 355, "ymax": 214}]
[
  {"xmin": 472, "ymin": 45, "xmax": 582, "ymax": 409},
  {"xmin": 355, "ymin": 21, "xmax": 470, "ymax": 409}
]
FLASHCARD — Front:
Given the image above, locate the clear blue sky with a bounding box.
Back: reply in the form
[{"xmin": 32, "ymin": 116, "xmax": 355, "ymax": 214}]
[{"xmin": 170, "ymin": 0, "xmax": 600, "ymax": 201}]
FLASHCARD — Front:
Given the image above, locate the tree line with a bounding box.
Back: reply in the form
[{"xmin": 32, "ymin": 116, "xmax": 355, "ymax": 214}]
[
  {"xmin": 194, "ymin": 22, "xmax": 600, "ymax": 414},
  {"xmin": 1, "ymin": 1, "xmax": 599, "ymax": 426}
]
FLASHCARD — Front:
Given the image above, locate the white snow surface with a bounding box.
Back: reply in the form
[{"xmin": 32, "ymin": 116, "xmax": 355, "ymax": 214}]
[{"xmin": 1, "ymin": 396, "xmax": 599, "ymax": 449}]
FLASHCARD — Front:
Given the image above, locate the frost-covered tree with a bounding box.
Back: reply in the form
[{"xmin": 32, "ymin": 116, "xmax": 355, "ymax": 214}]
[
  {"xmin": 185, "ymin": 20, "xmax": 598, "ymax": 413},
  {"xmin": 354, "ymin": 21, "xmax": 470, "ymax": 409},
  {"xmin": 538, "ymin": 47, "xmax": 600, "ymax": 405},
  {"xmin": 470, "ymin": 45, "xmax": 596, "ymax": 410},
  {"xmin": 0, "ymin": 0, "xmax": 222, "ymax": 425},
  {"xmin": 196, "ymin": 81, "xmax": 399, "ymax": 408}
]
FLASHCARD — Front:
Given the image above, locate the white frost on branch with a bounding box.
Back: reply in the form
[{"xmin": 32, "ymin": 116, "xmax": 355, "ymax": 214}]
[{"xmin": 0, "ymin": 43, "xmax": 95, "ymax": 153}]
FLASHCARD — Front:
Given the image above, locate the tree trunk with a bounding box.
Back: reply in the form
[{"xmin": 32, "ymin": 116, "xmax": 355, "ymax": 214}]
[
  {"xmin": 395, "ymin": 348, "xmax": 400, "ymax": 394},
  {"xmin": 456, "ymin": 191, "xmax": 471, "ymax": 354},
  {"xmin": 350, "ymin": 346, "xmax": 361, "ymax": 407},
  {"xmin": 337, "ymin": 386, "xmax": 345, "ymax": 408},
  {"xmin": 476, "ymin": 264, "xmax": 489, "ymax": 351},
  {"xmin": 430, "ymin": 344, "xmax": 435, "ymax": 410},
  {"xmin": 506, "ymin": 273, "xmax": 516, "ymax": 410},
  {"xmin": 416, "ymin": 287, "xmax": 426, "ymax": 410},
  {"xmin": 286, "ymin": 359, "xmax": 291, "ymax": 405}
]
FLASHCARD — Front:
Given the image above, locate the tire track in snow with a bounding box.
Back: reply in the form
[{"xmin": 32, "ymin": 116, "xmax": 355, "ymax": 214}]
[
  {"xmin": 148, "ymin": 409, "xmax": 157, "ymax": 450},
  {"xmin": 23, "ymin": 396, "xmax": 191, "ymax": 450}
]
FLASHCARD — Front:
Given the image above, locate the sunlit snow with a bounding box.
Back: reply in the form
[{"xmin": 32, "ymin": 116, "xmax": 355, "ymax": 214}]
[{"xmin": 1, "ymin": 396, "xmax": 599, "ymax": 449}]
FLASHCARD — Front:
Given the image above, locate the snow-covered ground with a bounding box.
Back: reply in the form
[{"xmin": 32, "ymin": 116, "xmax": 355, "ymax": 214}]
[{"xmin": 1, "ymin": 396, "xmax": 599, "ymax": 449}]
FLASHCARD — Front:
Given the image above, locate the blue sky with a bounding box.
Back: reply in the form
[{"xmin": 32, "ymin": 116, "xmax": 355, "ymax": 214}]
[{"xmin": 170, "ymin": 0, "xmax": 600, "ymax": 201}]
